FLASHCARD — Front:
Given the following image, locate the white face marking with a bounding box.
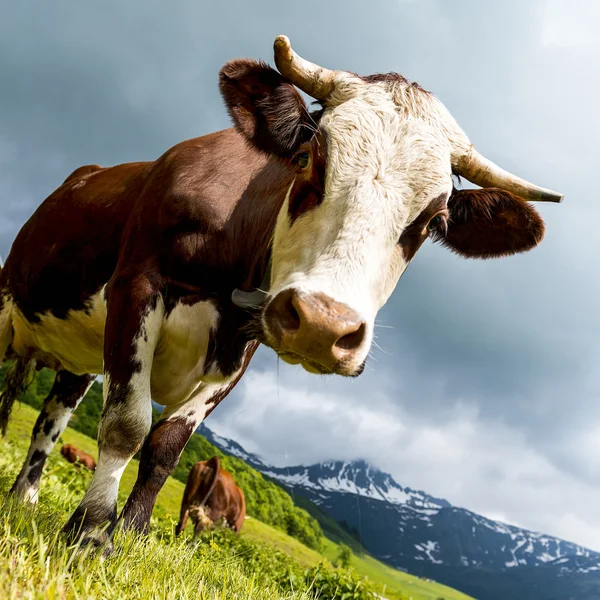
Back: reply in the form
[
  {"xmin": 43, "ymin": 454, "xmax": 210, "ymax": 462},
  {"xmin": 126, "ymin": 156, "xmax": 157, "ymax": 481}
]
[
  {"xmin": 190, "ymin": 504, "xmax": 214, "ymax": 530},
  {"xmin": 268, "ymin": 75, "xmax": 463, "ymax": 370}
]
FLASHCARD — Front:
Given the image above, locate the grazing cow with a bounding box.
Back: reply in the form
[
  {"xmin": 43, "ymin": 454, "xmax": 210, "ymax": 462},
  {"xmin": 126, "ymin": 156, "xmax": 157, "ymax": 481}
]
[
  {"xmin": 176, "ymin": 456, "xmax": 246, "ymax": 538},
  {"xmin": 60, "ymin": 443, "xmax": 97, "ymax": 471},
  {"xmin": 0, "ymin": 35, "xmax": 562, "ymax": 549}
]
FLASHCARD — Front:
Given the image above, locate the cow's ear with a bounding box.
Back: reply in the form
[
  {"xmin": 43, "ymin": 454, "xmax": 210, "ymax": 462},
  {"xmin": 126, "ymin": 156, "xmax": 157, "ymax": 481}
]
[
  {"xmin": 219, "ymin": 59, "xmax": 310, "ymax": 158},
  {"xmin": 434, "ymin": 188, "xmax": 545, "ymax": 258}
]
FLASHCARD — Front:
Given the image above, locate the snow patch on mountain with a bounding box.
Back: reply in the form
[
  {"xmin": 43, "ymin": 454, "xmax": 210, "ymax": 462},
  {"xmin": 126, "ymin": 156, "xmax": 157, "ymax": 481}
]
[
  {"xmin": 262, "ymin": 459, "xmax": 449, "ymax": 513},
  {"xmin": 415, "ymin": 541, "xmax": 443, "ymax": 564}
]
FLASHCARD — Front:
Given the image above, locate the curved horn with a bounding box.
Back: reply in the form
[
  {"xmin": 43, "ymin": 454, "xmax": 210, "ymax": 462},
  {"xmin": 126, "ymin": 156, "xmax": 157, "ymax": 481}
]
[
  {"xmin": 273, "ymin": 35, "xmax": 336, "ymax": 100},
  {"xmin": 455, "ymin": 147, "xmax": 564, "ymax": 203}
]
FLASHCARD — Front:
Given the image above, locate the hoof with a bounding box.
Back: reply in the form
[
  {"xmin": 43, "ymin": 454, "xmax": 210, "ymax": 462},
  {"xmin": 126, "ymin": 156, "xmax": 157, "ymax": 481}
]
[
  {"xmin": 63, "ymin": 509, "xmax": 115, "ymax": 556},
  {"xmin": 22, "ymin": 487, "xmax": 40, "ymax": 505},
  {"xmin": 9, "ymin": 482, "xmax": 39, "ymax": 505},
  {"xmin": 82, "ymin": 534, "xmax": 114, "ymax": 558},
  {"xmin": 120, "ymin": 502, "xmax": 152, "ymax": 536},
  {"xmin": 66, "ymin": 527, "xmax": 114, "ymax": 557}
]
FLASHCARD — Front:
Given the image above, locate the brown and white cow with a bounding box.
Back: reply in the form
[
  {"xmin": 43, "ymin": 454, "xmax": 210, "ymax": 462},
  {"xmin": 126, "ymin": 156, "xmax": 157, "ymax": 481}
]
[
  {"xmin": 61, "ymin": 443, "xmax": 97, "ymax": 472},
  {"xmin": 0, "ymin": 35, "xmax": 562, "ymax": 550},
  {"xmin": 176, "ymin": 456, "xmax": 246, "ymax": 538}
]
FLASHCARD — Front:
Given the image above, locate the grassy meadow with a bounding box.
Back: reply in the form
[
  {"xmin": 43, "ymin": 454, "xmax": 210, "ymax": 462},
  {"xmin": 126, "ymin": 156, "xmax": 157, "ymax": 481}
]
[{"xmin": 0, "ymin": 402, "xmax": 474, "ymax": 600}]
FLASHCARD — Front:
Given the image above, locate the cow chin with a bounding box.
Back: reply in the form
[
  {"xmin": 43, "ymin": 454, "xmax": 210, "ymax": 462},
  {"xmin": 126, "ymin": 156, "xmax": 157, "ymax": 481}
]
[
  {"xmin": 258, "ymin": 308, "xmax": 370, "ymax": 377},
  {"xmin": 273, "ymin": 349, "xmax": 366, "ymax": 378}
]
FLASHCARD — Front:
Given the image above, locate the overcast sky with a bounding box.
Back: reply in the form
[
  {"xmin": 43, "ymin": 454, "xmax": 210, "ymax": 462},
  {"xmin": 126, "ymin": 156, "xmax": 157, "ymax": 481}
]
[{"xmin": 2, "ymin": 0, "xmax": 600, "ymax": 550}]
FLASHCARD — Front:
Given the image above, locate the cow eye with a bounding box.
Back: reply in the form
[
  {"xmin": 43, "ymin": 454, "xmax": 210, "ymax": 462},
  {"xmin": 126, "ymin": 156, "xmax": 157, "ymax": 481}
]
[
  {"xmin": 295, "ymin": 152, "xmax": 311, "ymax": 170},
  {"xmin": 427, "ymin": 214, "xmax": 444, "ymax": 232}
]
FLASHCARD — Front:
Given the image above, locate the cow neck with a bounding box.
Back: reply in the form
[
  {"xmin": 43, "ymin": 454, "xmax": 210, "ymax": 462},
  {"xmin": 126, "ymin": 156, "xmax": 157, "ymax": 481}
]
[{"xmin": 230, "ymin": 155, "xmax": 291, "ymax": 310}]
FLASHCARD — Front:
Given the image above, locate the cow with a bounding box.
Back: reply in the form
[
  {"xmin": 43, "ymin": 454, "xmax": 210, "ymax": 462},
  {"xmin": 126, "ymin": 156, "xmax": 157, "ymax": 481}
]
[
  {"xmin": 60, "ymin": 443, "xmax": 97, "ymax": 471},
  {"xmin": 175, "ymin": 456, "xmax": 246, "ymax": 538},
  {"xmin": 0, "ymin": 35, "xmax": 563, "ymax": 550}
]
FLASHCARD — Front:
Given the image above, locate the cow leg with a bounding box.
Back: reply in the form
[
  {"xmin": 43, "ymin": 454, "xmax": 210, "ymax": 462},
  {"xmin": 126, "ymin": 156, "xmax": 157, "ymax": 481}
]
[
  {"xmin": 121, "ymin": 343, "xmax": 257, "ymax": 536},
  {"xmin": 175, "ymin": 463, "xmax": 203, "ymax": 536},
  {"xmin": 120, "ymin": 383, "xmax": 226, "ymax": 535},
  {"xmin": 63, "ymin": 275, "xmax": 163, "ymax": 548},
  {"xmin": 176, "ymin": 502, "xmax": 191, "ymax": 536},
  {"xmin": 10, "ymin": 371, "xmax": 95, "ymax": 502},
  {"xmin": 192, "ymin": 518, "xmax": 203, "ymax": 540}
]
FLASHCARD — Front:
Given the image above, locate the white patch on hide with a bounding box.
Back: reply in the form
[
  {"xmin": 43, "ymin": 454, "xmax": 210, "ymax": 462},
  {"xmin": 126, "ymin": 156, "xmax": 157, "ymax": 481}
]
[
  {"xmin": 10, "ymin": 286, "xmax": 107, "ymax": 374},
  {"xmin": 151, "ymin": 300, "xmax": 221, "ymax": 405},
  {"xmin": 160, "ymin": 379, "xmax": 240, "ymax": 453},
  {"xmin": 81, "ymin": 452, "xmax": 128, "ymax": 515},
  {"xmin": 0, "ymin": 292, "xmax": 13, "ymax": 362},
  {"xmin": 9, "ymin": 288, "xmax": 235, "ymax": 408},
  {"xmin": 23, "ymin": 486, "xmax": 39, "ymax": 504}
]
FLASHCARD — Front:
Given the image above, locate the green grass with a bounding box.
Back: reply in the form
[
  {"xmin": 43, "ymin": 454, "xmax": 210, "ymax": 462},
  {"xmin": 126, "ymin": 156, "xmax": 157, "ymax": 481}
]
[
  {"xmin": 0, "ymin": 445, "xmax": 313, "ymax": 599},
  {"xmin": 0, "ymin": 403, "xmax": 473, "ymax": 600}
]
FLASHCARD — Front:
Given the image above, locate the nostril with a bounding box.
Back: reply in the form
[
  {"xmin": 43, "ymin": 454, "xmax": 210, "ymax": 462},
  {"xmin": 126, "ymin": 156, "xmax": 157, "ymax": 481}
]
[
  {"xmin": 285, "ymin": 300, "xmax": 301, "ymax": 331},
  {"xmin": 278, "ymin": 293, "xmax": 301, "ymax": 333},
  {"xmin": 335, "ymin": 322, "xmax": 367, "ymax": 351}
]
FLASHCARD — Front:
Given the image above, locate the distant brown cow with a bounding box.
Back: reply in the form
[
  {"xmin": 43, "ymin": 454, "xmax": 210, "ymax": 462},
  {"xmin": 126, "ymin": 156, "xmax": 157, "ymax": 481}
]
[
  {"xmin": 60, "ymin": 444, "xmax": 96, "ymax": 471},
  {"xmin": 175, "ymin": 456, "xmax": 246, "ymax": 538}
]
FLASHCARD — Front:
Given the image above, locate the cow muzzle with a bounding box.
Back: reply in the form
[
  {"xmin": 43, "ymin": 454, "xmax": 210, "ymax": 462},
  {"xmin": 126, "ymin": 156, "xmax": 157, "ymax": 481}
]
[{"xmin": 263, "ymin": 289, "xmax": 368, "ymax": 376}]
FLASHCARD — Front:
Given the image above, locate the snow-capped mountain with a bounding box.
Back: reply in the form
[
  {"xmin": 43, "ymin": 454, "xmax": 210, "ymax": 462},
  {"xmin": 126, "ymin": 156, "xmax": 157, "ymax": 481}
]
[
  {"xmin": 258, "ymin": 459, "xmax": 596, "ymax": 573},
  {"xmin": 261, "ymin": 459, "xmax": 451, "ymax": 512},
  {"xmin": 199, "ymin": 424, "xmax": 600, "ymax": 600}
]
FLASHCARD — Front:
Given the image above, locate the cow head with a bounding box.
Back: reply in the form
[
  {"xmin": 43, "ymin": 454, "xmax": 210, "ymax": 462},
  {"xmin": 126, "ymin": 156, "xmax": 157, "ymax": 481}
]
[
  {"xmin": 221, "ymin": 36, "xmax": 563, "ymax": 377},
  {"xmin": 189, "ymin": 505, "xmax": 214, "ymax": 531}
]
